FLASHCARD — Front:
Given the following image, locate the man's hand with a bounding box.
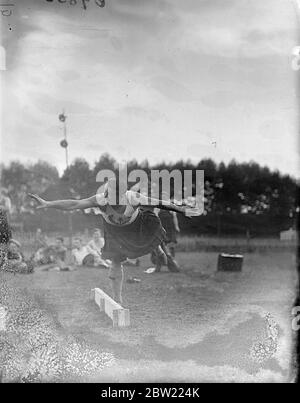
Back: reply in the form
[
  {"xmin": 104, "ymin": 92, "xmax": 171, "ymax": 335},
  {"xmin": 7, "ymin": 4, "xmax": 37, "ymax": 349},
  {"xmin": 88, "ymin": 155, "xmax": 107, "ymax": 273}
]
[
  {"xmin": 182, "ymin": 206, "xmax": 202, "ymax": 217},
  {"xmin": 28, "ymin": 194, "xmax": 49, "ymax": 209}
]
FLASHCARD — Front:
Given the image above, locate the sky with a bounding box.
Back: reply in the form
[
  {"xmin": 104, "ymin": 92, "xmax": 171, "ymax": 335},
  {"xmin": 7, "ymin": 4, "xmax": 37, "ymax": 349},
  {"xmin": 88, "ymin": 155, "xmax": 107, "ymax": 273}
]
[{"xmin": 0, "ymin": 0, "xmax": 299, "ymax": 177}]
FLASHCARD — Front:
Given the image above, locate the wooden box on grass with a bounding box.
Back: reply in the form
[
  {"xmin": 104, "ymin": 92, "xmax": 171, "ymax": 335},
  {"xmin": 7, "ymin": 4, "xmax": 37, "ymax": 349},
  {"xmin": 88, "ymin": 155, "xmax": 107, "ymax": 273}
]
[{"xmin": 217, "ymin": 253, "xmax": 243, "ymax": 272}]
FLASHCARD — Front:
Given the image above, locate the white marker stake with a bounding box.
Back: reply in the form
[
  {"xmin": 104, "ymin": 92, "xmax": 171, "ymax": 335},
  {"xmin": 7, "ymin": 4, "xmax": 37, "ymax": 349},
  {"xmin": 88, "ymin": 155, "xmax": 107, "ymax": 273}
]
[{"xmin": 91, "ymin": 288, "xmax": 130, "ymax": 327}]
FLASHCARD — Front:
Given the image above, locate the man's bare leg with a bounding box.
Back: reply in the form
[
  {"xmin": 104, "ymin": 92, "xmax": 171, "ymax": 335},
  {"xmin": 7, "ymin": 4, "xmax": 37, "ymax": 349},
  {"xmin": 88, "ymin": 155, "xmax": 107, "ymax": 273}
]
[
  {"xmin": 109, "ymin": 258, "xmax": 124, "ymax": 304},
  {"xmin": 169, "ymin": 242, "xmax": 176, "ymax": 258},
  {"xmin": 153, "ymin": 245, "xmax": 167, "ymax": 272},
  {"xmin": 161, "ymin": 242, "xmax": 180, "ymax": 272}
]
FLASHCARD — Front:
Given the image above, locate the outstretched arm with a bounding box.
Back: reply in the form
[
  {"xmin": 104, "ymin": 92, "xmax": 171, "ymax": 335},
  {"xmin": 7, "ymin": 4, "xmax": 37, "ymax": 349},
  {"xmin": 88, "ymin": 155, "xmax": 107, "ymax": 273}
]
[
  {"xmin": 28, "ymin": 194, "xmax": 99, "ymax": 211},
  {"xmin": 129, "ymin": 191, "xmax": 201, "ymax": 216}
]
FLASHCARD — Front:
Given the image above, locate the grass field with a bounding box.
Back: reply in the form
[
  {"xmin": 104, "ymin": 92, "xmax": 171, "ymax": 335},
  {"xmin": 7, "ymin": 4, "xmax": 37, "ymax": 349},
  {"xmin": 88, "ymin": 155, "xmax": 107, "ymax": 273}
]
[{"xmin": 0, "ymin": 246, "xmax": 297, "ymax": 382}]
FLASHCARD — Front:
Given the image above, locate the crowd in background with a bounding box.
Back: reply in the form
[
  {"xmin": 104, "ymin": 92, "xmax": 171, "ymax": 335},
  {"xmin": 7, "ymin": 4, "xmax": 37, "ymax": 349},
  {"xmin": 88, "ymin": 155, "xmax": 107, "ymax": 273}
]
[
  {"xmin": 32, "ymin": 228, "xmax": 111, "ymax": 272},
  {"xmin": 0, "ymin": 193, "xmax": 111, "ymax": 273}
]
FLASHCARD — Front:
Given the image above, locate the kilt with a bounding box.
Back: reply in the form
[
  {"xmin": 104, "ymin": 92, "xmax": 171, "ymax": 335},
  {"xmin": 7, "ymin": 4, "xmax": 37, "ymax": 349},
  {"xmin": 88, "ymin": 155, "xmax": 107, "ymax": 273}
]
[{"xmin": 101, "ymin": 209, "xmax": 166, "ymax": 261}]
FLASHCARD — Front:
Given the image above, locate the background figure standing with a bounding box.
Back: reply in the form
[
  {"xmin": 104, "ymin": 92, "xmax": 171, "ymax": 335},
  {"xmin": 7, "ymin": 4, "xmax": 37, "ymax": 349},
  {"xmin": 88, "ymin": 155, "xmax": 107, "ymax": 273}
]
[
  {"xmin": 151, "ymin": 197, "xmax": 181, "ymax": 272},
  {"xmin": 157, "ymin": 209, "xmax": 180, "ymax": 258}
]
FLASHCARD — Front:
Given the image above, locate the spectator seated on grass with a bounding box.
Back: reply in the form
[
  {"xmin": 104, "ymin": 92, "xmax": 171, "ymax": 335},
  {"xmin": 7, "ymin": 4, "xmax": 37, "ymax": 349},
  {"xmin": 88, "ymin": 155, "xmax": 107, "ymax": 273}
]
[
  {"xmin": 32, "ymin": 230, "xmax": 69, "ymax": 270},
  {"xmin": 71, "ymin": 237, "xmax": 95, "ymax": 267},
  {"xmin": 33, "ymin": 228, "xmax": 53, "ymax": 265},
  {"xmin": 48, "ymin": 237, "xmax": 70, "ymax": 271},
  {"xmin": 35, "ymin": 228, "xmax": 48, "ymax": 249},
  {"xmin": 87, "ymin": 229, "xmax": 110, "ymax": 269},
  {"xmin": 53, "ymin": 237, "xmax": 67, "ymax": 263},
  {"xmin": 6, "ymin": 239, "xmax": 34, "ymax": 274},
  {"xmin": 37, "ymin": 237, "xmax": 71, "ymax": 272}
]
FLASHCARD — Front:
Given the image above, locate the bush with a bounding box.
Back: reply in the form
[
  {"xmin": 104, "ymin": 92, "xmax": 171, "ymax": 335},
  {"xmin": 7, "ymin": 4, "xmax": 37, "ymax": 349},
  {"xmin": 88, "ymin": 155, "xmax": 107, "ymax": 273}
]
[{"xmin": 0, "ymin": 209, "xmax": 11, "ymax": 244}]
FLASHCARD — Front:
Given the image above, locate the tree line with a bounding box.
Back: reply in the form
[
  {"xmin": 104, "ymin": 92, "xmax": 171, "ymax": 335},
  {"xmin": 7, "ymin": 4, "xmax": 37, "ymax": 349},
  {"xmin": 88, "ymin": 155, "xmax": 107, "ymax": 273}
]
[{"xmin": 1, "ymin": 154, "xmax": 298, "ymax": 236}]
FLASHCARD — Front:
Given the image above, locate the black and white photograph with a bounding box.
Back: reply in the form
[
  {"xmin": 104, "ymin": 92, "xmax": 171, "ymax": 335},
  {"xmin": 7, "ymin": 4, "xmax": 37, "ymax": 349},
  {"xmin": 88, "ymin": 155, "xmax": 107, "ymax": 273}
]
[{"xmin": 0, "ymin": 0, "xmax": 299, "ymax": 384}]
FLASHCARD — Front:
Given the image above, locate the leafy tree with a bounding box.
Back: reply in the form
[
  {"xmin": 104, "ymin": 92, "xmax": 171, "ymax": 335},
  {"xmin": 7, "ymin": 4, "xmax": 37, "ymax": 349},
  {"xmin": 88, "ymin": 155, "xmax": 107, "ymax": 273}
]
[
  {"xmin": 1, "ymin": 160, "xmax": 59, "ymax": 214},
  {"xmin": 62, "ymin": 158, "xmax": 94, "ymax": 198}
]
